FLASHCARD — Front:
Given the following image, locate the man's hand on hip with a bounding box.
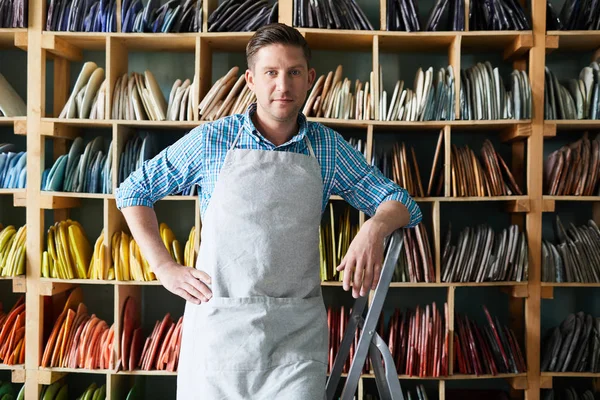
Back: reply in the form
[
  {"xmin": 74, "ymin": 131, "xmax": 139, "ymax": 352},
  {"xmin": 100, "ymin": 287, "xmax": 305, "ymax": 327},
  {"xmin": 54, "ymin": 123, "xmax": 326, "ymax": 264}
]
[
  {"xmin": 154, "ymin": 261, "xmax": 213, "ymax": 304},
  {"xmin": 336, "ymin": 219, "xmax": 385, "ymax": 298}
]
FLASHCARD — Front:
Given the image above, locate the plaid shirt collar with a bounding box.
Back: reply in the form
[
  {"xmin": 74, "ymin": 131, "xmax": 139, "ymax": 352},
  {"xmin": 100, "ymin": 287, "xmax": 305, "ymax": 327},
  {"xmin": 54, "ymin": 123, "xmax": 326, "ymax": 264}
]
[{"xmin": 242, "ymin": 102, "xmax": 309, "ymax": 148}]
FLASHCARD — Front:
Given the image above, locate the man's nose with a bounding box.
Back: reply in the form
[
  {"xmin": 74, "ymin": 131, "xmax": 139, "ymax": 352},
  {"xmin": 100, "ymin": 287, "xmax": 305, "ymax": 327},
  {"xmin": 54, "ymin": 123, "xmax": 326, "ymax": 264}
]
[{"xmin": 276, "ymin": 74, "xmax": 292, "ymax": 92}]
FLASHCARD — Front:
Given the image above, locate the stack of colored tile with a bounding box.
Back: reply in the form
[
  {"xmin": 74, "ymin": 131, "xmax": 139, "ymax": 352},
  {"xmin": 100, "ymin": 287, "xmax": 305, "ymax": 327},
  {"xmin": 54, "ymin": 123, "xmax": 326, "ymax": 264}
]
[
  {"xmin": 42, "ymin": 136, "xmax": 112, "ymax": 194},
  {"xmin": 0, "ymin": 296, "xmax": 25, "ymax": 365},
  {"xmin": 447, "ymin": 140, "xmax": 522, "ymax": 197},
  {"xmin": 454, "ymin": 305, "xmax": 526, "ymax": 375},
  {"xmin": 303, "ymin": 66, "xmax": 375, "ymax": 120},
  {"xmin": 208, "ymin": 0, "xmax": 277, "ymax": 32},
  {"xmin": 388, "ymin": 302, "xmax": 450, "ymax": 377},
  {"xmin": 41, "ymin": 288, "xmax": 115, "ymax": 370},
  {"xmin": 198, "ymin": 67, "xmax": 255, "ymax": 122},
  {"xmin": 544, "ymin": 133, "xmax": 600, "ymax": 196},
  {"xmin": 0, "ymin": 224, "xmax": 27, "ymax": 278},
  {"xmin": 58, "ymin": 63, "xmax": 107, "ymax": 120},
  {"xmin": 41, "ymin": 220, "xmax": 93, "ymax": 280},
  {"xmin": 119, "ymin": 297, "xmax": 183, "ymax": 372}
]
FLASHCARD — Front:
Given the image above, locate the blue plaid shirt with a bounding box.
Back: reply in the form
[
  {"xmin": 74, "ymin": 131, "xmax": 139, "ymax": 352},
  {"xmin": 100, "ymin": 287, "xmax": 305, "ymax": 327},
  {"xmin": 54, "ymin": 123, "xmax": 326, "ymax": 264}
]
[{"xmin": 115, "ymin": 103, "xmax": 422, "ymax": 227}]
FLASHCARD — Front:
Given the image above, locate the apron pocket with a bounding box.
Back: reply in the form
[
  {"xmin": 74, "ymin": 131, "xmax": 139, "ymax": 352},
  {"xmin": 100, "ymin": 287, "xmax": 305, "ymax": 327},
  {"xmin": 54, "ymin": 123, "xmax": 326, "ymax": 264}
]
[{"xmin": 193, "ymin": 296, "xmax": 328, "ymax": 372}]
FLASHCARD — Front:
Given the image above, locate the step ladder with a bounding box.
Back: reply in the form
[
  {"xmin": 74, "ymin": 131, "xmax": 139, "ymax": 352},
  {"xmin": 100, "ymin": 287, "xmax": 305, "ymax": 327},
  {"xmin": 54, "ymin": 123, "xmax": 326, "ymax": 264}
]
[{"xmin": 325, "ymin": 229, "xmax": 406, "ymax": 400}]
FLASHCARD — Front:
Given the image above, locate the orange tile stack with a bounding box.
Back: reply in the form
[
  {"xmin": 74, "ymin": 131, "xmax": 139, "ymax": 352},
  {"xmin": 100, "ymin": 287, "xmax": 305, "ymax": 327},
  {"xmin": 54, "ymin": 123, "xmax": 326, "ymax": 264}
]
[
  {"xmin": 0, "ymin": 295, "xmax": 25, "ymax": 365},
  {"xmin": 41, "ymin": 288, "xmax": 115, "ymax": 369}
]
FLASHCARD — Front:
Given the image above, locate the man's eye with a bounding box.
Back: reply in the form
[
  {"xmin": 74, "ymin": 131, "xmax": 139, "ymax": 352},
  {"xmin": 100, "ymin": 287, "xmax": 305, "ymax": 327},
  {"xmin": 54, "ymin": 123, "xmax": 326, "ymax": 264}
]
[
  {"xmin": 266, "ymin": 71, "xmax": 276, "ymax": 76},
  {"xmin": 290, "ymin": 70, "xmax": 300, "ymax": 76}
]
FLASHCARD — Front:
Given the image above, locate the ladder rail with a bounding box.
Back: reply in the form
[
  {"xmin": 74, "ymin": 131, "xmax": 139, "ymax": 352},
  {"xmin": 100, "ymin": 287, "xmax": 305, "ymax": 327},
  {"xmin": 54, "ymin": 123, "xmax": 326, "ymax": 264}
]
[
  {"xmin": 326, "ymin": 296, "xmax": 368, "ymax": 400},
  {"xmin": 326, "ymin": 229, "xmax": 405, "ymax": 400},
  {"xmin": 370, "ymin": 333, "xmax": 404, "ymax": 400}
]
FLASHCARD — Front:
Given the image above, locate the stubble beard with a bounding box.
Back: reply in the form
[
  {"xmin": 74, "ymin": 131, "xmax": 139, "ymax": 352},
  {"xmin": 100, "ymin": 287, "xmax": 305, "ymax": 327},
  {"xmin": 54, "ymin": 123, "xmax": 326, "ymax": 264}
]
[{"xmin": 265, "ymin": 100, "xmax": 301, "ymax": 123}]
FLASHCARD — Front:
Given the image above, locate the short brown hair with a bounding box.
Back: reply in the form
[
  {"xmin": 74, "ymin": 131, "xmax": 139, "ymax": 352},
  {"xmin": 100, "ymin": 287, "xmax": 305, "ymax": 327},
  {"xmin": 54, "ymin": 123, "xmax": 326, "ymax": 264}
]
[{"xmin": 246, "ymin": 23, "xmax": 311, "ymax": 69}]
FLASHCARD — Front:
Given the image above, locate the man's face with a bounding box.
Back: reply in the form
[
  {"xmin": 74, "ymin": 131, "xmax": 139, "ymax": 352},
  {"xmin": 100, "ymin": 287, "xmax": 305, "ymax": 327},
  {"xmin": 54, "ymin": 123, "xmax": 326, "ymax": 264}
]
[{"xmin": 246, "ymin": 44, "xmax": 316, "ymax": 123}]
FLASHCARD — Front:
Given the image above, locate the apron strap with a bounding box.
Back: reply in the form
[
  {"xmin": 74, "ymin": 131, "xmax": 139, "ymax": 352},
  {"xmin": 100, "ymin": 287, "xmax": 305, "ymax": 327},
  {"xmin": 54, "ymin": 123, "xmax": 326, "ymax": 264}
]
[
  {"xmin": 304, "ymin": 136, "xmax": 316, "ymax": 158},
  {"xmin": 230, "ymin": 130, "xmax": 243, "ymax": 150}
]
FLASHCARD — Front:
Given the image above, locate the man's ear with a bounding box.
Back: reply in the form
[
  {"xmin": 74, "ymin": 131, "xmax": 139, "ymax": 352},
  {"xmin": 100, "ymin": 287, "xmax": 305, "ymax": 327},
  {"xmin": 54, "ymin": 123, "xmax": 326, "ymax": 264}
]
[
  {"xmin": 245, "ymin": 68, "xmax": 255, "ymax": 91},
  {"xmin": 307, "ymin": 67, "xmax": 316, "ymax": 89}
]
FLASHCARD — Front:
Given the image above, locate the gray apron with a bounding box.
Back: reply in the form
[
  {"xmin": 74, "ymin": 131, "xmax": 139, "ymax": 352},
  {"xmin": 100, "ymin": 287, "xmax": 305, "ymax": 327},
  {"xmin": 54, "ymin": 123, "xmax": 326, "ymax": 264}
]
[{"xmin": 177, "ymin": 129, "xmax": 329, "ymax": 399}]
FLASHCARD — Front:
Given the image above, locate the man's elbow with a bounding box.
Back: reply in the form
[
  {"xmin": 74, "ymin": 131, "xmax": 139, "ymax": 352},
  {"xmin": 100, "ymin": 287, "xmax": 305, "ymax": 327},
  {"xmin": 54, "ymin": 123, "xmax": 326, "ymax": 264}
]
[
  {"xmin": 392, "ymin": 200, "xmax": 416, "ymax": 228},
  {"xmin": 378, "ymin": 192, "xmax": 422, "ymax": 228}
]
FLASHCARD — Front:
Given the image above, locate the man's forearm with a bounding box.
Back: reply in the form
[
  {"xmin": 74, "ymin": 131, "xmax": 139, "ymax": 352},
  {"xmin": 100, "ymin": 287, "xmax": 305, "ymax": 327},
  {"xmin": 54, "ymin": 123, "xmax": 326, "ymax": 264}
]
[
  {"xmin": 120, "ymin": 206, "xmax": 175, "ymax": 272},
  {"xmin": 368, "ymin": 200, "xmax": 412, "ymax": 239}
]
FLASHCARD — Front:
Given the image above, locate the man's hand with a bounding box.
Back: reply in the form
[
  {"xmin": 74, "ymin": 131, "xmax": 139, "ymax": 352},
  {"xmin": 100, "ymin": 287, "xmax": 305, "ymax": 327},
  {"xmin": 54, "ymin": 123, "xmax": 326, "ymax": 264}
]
[
  {"xmin": 336, "ymin": 219, "xmax": 385, "ymax": 298},
  {"xmin": 154, "ymin": 261, "xmax": 213, "ymax": 304},
  {"xmin": 335, "ymin": 200, "xmax": 413, "ymax": 298}
]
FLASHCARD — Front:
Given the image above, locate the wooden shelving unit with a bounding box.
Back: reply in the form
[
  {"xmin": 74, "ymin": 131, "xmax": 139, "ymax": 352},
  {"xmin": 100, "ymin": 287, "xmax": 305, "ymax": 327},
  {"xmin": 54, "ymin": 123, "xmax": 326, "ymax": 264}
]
[
  {"xmin": 0, "ymin": 24, "xmax": 28, "ymax": 397},
  {"xmin": 545, "ymin": 30, "xmax": 600, "ymax": 52},
  {"xmin": 0, "ymin": 28, "xmax": 27, "ymax": 49},
  {"xmin": 0, "ymin": 0, "xmax": 596, "ymax": 399}
]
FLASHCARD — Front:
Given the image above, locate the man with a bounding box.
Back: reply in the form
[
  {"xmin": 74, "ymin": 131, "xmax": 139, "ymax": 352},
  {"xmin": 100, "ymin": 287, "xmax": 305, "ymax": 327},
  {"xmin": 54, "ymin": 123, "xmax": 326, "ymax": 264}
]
[{"xmin": 116, "ymin": 23, "xmax": 421, "ymax": 399}]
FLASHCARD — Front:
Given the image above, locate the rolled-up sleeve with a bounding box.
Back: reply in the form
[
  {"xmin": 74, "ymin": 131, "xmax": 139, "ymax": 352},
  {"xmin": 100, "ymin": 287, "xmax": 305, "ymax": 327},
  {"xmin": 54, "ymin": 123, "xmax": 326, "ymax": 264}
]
[
  {"xmin": 331, "ymin": 131, "xmax": 422, "ymax": 228},
  {"xmin": 115, "ymin": 126, "xmax": 205, "ymax": 210}
]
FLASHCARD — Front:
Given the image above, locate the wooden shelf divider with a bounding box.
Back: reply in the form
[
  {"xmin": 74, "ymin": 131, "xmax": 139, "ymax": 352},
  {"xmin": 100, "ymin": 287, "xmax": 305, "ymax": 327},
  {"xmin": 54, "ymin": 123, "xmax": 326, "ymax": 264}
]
[{"xmin": 1, "ymin": 1, "xmax": 590, "ymax": 399}]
